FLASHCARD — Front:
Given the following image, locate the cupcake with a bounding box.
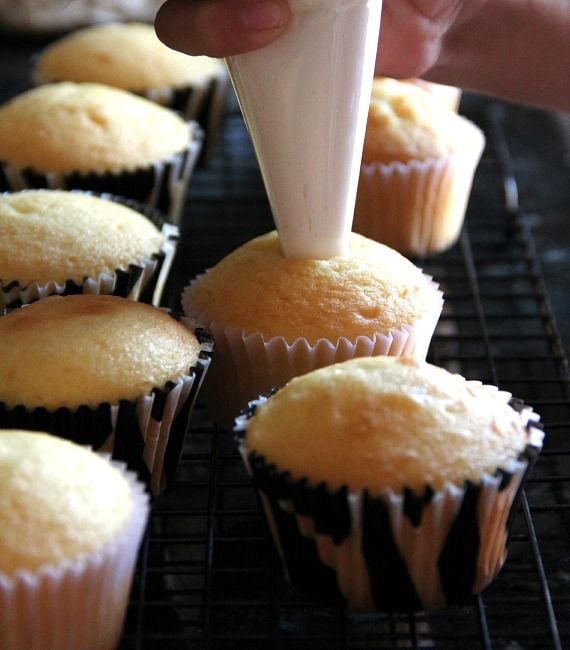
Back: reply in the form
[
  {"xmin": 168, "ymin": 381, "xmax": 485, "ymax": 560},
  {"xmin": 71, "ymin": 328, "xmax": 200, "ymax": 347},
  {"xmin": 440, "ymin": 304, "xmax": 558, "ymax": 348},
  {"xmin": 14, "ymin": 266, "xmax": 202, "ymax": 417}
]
[
  {"xmin": 0, "ymin": 429, "xmax": 149, "ymax": 650},
  {"xmin": 353, "ymin": 77, "xmax": 485, "ymax": 257},
  {"xmin": 0, "ymin": 294, "xmax": 213, "ymax": 495},
  {"xmin": 34, "ymin": 22, "xmax": 229, "ymax": 164},
  {"xmin": 182, "ymin": 230, "xmax": 443, "ymax": 426},
  {"xmin": 405, "ymin": 78, "xmax": 462, "ymax": 112},
  {"xmin": 0, "ymin": 82, "xmax": 203, "ymax": 223},
  {"xmin": 0, "ymin": 189, "xmax": 178, "ymax": 308},
  {"xmin": 235, "ymin": 356, "xmax": 544, "ymax": 611}
]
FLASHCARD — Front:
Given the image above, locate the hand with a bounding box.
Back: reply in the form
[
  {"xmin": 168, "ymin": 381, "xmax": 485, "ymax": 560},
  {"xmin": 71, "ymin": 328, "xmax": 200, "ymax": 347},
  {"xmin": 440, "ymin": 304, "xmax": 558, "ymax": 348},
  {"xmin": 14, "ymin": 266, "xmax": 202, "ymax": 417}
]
[
  {"xmin": 155, "ymin": 0, "xmax": 478, "ymax": 78},
  {"xmin": 155, "ymin": 0, "xmax": 570, "ymax": 112},
  {"xmin": 155, "ymin": 0, "xmax": 292, "ymax": 58}
]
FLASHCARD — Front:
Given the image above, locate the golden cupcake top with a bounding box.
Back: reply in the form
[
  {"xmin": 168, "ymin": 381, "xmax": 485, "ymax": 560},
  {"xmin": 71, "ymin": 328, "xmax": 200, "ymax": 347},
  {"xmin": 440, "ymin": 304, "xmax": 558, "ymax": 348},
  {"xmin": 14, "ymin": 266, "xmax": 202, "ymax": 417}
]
[
  {"xmin": 405, "ymin": 78, "xmax": 462, "ymax": 112},
  {"xmin": 244, "ymin": 356, "xmax": 532, "ymax": 493},
  {"xmin": 0, "ymin": 294, "xmax": 201, "ymax": 409},
  {"xmin": 0, "ymin": 82, "xmax": 192, "ymax": 174},
  {"xmin": 0, "ymin": 190, "xmax": 164, "ymax": 284},
  {"xmin": 0, "ymin": 430, "xmax": 134, "ymax": 577},
  {"xmin": 363, "ymin": 77, "xmax": 475, "ymax": 165},
  {"xmin": 35, "ymin": 22, "xmax": 225, "ymax": 91},
  {"xmin": 185, "ymin": 230, "xmax": 439, "ymax": 344}
]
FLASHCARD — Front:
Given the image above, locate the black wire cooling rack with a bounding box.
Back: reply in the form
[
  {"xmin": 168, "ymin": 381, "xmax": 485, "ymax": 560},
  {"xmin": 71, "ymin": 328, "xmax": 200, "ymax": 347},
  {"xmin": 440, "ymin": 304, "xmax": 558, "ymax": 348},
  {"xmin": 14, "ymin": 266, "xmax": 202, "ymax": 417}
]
[{"xmin": 119, "ymin": 99, "xmax": 570, "ymax": 650}]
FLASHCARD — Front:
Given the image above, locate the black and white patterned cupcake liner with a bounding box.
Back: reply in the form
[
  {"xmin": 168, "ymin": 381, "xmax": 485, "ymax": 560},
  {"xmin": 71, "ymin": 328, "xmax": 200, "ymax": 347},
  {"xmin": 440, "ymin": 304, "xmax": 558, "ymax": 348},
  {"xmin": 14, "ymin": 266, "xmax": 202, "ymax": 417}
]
[
  {"xmin": 141, "ymin": 67, "xmax": 230, "ymax": 166},
  {"xmin": 235, "ymin": 393, "xmax": 544, "ymax": 611},
  {"xmin": 0, "ymin": 121, "xmax": 203, "ymax": 224},
  {"xmin": 0, "ymin": 320, "xmax": 213, "ymax": 496},
  {"xmin": 0, "ymin": 192, "xmax": 179, "ymax": 308}
]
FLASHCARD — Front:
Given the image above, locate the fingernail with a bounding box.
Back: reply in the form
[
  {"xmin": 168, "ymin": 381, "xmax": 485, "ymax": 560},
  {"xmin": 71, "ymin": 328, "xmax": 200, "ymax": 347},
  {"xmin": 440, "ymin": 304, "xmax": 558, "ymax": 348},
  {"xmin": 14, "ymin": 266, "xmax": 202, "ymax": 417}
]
[{"xmin": 241, "ymin": 0, "xmax": 286, "ymax": 31}]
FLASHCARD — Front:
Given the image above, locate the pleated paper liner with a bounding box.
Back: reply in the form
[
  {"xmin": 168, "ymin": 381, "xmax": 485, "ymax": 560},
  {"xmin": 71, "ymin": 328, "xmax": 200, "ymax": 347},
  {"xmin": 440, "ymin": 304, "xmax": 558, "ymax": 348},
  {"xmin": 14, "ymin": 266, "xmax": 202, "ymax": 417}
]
[
  {"xmin": 235, "ymin": 394, "xmax": 544, "ymax": 612},
  {"xmin": 0, "ymin": 121, "xmax": 203, "ymax": 225},
  {"xmin": 354, "ymin": 119, "xmax": 485, "ymax": 257},
  {"xmin": 0, "ymin": 192, "xmax": 178, "ymax": 309},
  {"xmin": 0, "ymin": 321, "xmax": 213, "ymax": 497},
  {"xmin": 182, "ymin": 273, "xmax": 444, "ymax": 428},
  {"xmin": 0, "ymin": 457, "xmax": 149, "ymax": 650}
]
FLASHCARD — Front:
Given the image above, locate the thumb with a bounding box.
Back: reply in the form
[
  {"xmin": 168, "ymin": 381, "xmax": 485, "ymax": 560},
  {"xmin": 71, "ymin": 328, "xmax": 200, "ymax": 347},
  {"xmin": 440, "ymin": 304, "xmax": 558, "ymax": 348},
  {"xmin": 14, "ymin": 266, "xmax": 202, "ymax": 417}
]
[{"xmin": 155, "ymin": 0, "xmax": 292, "ymax": 58}]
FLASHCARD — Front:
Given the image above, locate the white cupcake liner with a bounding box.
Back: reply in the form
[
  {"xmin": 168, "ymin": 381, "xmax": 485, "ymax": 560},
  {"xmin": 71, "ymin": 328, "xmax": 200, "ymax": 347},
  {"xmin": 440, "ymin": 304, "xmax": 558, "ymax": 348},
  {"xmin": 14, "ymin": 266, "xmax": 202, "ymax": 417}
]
[
  {"xmin": 0, "ymin": 220, "xmax": 178, "ymax": 308},
  {"xmin": 354, "ymin": 119, "xmax": 485, "ymax": 257},
  {"xmin": 0, "ymin": 457, "xmax": 150, "ymax": 650},
  {"xmin": 236, "ymin": 393, "xmax": 544, "ymax": 611},
  {"xmin": 0, "ymin": 319, "xmax": 213, "ymax": 496},
  {"xmin": 0, "ymin": 121, "xmax": 203, "ymax": 224},
  {"xmin": 182, "ymin": 274, "xmax": 443, "ymax": 427}
]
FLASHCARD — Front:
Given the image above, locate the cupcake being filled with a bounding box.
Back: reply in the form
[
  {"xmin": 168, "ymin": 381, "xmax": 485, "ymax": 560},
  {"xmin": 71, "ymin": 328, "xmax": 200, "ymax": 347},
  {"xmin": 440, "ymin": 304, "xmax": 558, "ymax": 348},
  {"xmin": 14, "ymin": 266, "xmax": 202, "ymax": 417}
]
[
  {"xmin": 0, "ymin": 429, "xmax": 149, "ymax": 650},
  {"xmin": 0, "ymin": 294, "xmax": 213, "ymax": 495},
  {"xmin": 236, "ymin": 356, "xmax": 544, "ymax": 611},
  {"xmin": 354, "ymin": 77, "xmax": 485, "ymax": 257},
  {"xmin": 182, "ymin": 230, "xmax": 443, "ymax": 426},
  {"xmin": 34, "ymin": 22, "xmax": 229, "ymax": 164},
  {"xmin": 0, "ymin": 82, "xmax": 203, "ymax": 223},
  {"xmin": 0, "ymin": 189, "xmax": 178, "ymax": 307}
]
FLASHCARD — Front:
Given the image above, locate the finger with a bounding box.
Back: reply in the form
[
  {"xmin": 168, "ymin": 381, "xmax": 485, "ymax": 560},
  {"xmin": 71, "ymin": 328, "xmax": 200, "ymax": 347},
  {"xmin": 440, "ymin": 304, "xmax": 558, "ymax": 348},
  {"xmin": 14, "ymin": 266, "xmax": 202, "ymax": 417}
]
[{"xmin": 155, "ymin": 0, "xmax": 292, "ymax": 58}]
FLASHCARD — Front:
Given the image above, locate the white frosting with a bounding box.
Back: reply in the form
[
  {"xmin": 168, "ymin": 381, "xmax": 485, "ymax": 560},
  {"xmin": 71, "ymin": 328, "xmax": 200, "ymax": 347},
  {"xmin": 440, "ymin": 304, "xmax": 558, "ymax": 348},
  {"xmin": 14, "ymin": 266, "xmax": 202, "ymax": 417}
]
[{"xmin": 226, "ymin": 0, "xmax": 382, "ymax": 259}]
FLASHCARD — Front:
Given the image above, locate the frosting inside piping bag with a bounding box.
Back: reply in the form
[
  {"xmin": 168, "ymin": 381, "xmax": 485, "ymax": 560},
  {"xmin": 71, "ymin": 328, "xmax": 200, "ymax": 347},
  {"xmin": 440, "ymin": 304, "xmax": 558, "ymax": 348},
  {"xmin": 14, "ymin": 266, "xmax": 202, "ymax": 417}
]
[{"xmin": 226, "ymin": 0, "xmax": 382, "ymax": 259}]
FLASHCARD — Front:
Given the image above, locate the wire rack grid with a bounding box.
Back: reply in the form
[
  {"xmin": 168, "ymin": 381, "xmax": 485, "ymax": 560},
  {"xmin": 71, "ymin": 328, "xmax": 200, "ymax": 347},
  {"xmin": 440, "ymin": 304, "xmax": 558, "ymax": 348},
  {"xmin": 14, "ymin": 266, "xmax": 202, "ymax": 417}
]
[{"xmin": 118, "ymin": 99, "xmax": 570, "ymax": 650}]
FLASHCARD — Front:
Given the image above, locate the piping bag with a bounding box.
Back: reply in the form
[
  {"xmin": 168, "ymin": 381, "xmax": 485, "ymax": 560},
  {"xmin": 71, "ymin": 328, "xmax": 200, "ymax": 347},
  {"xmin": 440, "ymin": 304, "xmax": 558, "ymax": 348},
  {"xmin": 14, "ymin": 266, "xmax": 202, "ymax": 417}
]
[{"xmin": 225, "ymin": 0, "xmax": 382, "ymax": 259}]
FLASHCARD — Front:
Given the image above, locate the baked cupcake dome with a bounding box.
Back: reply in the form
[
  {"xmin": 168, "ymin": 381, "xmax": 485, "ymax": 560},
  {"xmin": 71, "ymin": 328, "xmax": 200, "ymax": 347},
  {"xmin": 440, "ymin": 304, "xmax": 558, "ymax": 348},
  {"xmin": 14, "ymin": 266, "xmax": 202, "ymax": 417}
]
[
  {"xmin": 183, "ymin": 230, "xmax": 443, "ymax": 425},
  {"xmin": 0, "ymin": 294, "xmax": 213, "ymax": 494},
  {"xmin": 34, "ymin": 22, "xmax": 229, "ymax": 163},
  {"xmin": 354, "ymin": 77, "xmax": 485, "ymax": 257},
  {"xmin": 405, "ymin": 78, "xmax": 462, "ymax": 112},
  {"xmin": 0, "ymin": 429, "xmax": 149, "ymax": 650},
  {"xmin": 35, "ymin": 22, "xmax": 225, "ymax": 94},
  {"xmin": 0, "ymin": 82, "xmax": 203, "ymax": 222},
  {"xmin": 0, "ymin": 189, "xmax": 178, "ymax": 307},
  {"xmin": 237, "ymin": 356, "xmax": 544, "ymax": 611}
]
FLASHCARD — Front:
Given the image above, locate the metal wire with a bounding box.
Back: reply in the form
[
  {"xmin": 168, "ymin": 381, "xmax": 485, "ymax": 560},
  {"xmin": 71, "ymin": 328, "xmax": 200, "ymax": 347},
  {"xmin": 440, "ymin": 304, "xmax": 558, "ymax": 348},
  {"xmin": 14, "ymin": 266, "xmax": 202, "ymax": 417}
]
[{"xmin": 119, "ymin": 101, "xmax": 570, "ymax": 649}]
